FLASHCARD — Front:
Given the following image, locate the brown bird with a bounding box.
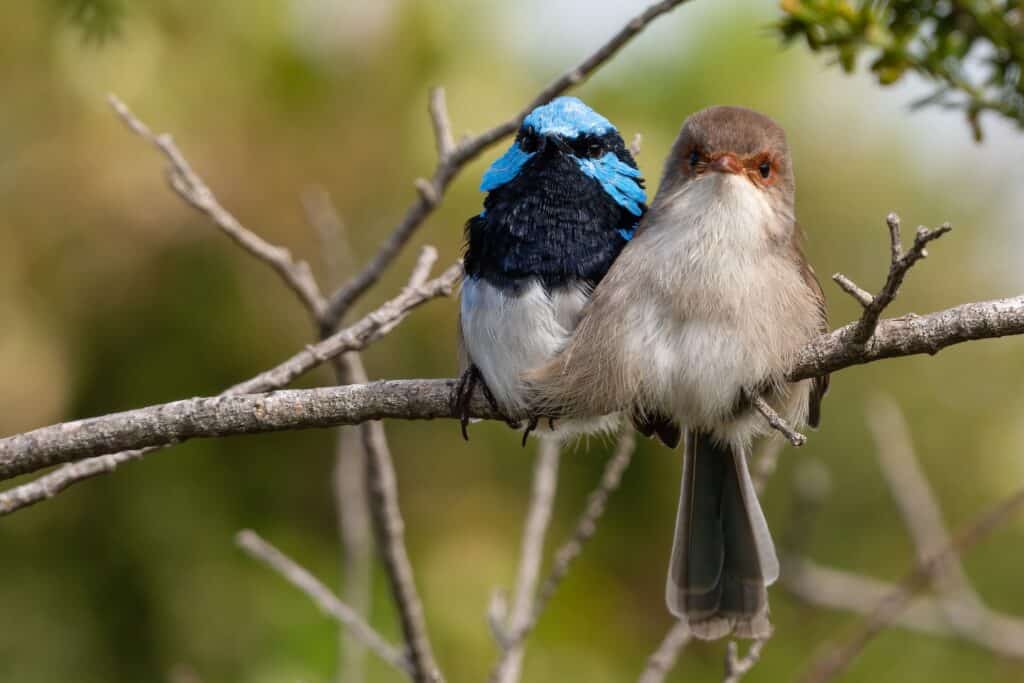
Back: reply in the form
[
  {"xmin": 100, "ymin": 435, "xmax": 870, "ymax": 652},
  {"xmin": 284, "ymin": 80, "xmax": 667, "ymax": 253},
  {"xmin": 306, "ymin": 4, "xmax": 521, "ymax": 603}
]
[{"xmin": 526, "ymin": 106, "xmax": 829, "ymax": 639}]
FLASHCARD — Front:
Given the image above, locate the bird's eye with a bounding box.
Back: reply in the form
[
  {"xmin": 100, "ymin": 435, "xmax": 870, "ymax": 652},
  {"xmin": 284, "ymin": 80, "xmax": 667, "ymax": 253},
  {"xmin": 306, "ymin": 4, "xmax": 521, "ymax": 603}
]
[
  {"xmin": 689, "ymin": 149, "xmax": 701, "ymax": 167},
  {"xmin": 520, "ymin": 132, "xmax": 540, "ymax": 153},
  {"xmin": 758, "ymin": 161, "xmax": 772, "ymax": 178},
  {"xmin": 586, "ymin": 142, "xmax": 604, "ymax": 159}
]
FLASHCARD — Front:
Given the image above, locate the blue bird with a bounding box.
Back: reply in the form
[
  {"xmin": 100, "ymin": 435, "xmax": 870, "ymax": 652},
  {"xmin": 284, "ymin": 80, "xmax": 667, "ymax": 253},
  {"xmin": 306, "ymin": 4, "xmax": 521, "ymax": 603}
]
[{"xmin": 452, "ymin": 96, "xmax": 647, "ymax": 440}]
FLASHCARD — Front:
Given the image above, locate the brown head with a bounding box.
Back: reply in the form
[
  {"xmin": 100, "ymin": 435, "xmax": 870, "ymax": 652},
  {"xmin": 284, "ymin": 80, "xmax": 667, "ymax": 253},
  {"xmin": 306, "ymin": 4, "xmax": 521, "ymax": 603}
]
[{"xmin": 655, "ymin": 106, "xmax": 795, "ymax": 214}]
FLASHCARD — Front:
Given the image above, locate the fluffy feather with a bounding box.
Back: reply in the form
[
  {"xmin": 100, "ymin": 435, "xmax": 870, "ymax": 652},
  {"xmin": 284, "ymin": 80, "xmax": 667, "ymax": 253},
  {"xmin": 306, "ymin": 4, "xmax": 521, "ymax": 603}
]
[{"xmin": 457, "ymin": 96, "xmax": 645, "ymax": 438}]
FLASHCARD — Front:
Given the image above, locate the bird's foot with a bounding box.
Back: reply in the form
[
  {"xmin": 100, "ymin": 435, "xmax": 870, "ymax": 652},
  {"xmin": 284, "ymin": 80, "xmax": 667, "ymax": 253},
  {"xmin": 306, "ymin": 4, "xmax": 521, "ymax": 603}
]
[{"xmin": 451, "ymin": 366, "xmax": 517, "ymax": 440}]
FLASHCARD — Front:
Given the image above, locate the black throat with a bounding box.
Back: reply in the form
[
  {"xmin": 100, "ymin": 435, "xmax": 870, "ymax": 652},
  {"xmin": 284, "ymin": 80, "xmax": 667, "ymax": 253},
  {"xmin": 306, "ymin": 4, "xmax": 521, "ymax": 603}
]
[{"xmin": 463, "ymin": 141, "xmax": 643, "ymax": 292}]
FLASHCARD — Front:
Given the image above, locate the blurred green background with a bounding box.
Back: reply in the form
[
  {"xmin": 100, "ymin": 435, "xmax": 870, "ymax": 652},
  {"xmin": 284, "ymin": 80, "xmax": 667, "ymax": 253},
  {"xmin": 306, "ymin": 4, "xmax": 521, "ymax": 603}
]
[{"xmin": 2, "ymin": 1, "xmax": 1024, "ymax": 681}]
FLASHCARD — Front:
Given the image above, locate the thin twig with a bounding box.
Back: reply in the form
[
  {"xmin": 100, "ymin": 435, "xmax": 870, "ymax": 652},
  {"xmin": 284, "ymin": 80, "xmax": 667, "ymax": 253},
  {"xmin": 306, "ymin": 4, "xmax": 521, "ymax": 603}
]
[
  {"xmin": 108, "ymin": 95, "xmax": 326, "ymax": 318},
  {"xmin": 301, "ymin": 185, "xmax": 353, "ymax": 287},
  {"xmin": 637, "ymin": 621, "xmax": 692, "ymax": 683},
  {"xmin": 747, "ymin": 392, "xmax": 806, "ymax": 446},
  {"xmin": 235, "ymin": 529, "xmax": 411, "ymax": 675},
  {"xmin": 798, "ymin": 485, "xmax": 1024, "ymax": 683},
  {"xmin": 229, "ymin": 256, "xmax": 457, "ymax": 395},
  {"xmin": 428, "ymin": 87, "xmax": 455, "ymax": 160},
  {"xmin": 723, "ymin": 639, "xmax": 767, "ymax": 683},
  {"xmin": 492, "ymin": 439, "xmax": 562, "ymax": 683},
  {"xmin": 833, "ymin": 213, "xmax": 953, "ymax": 345},
  {"xmin": 831, "ymin": 273, "xmax": 874, "ymax": 307},
  {"xmin": 490, "ymin": 430, "xmax": 636, "ymax": 680},
  {"xmin": 319, "ymin": 0, "xmax": 694, "ymax": 327},
  {"xmin": 362, "ymin": 420, "xmax": 444, "ymax": 683}
]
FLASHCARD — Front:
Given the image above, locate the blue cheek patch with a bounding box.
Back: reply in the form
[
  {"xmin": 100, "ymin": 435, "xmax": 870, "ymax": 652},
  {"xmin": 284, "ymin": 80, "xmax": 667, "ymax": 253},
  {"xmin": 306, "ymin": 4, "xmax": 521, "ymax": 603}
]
[
  {"xmin": 480, "ymin": 143, "xmax": 535, "ymax": 192},
  {"xmin": 575, "ymin": 152, "xmax": 646, "ymax": 216}
]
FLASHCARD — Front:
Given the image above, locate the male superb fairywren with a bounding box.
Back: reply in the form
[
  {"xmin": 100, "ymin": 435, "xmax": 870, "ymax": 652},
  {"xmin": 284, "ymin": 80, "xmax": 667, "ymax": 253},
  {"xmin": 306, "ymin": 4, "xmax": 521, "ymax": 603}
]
[
  {"xmin": 452, "ymin": 96, "xmax": 646, "ymax": 440},
  {"xmin": 528, "ymin": 107, "xmax": 830, "ymax": 639}
]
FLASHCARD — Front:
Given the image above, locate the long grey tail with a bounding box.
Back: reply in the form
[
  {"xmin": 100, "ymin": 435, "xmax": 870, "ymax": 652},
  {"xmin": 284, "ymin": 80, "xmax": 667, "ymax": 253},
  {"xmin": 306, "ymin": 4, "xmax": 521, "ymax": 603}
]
[{"xmin": 666, "ymin": 430, "xmax": 778, "ymax": 640}]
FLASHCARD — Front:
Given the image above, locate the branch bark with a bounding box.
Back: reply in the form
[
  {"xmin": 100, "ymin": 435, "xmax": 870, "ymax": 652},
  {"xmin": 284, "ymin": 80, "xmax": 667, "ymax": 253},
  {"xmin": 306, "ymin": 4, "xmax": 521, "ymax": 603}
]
[{"xmin": 4, "ymin": 295, "xmax": 1022, "ymax": 482}]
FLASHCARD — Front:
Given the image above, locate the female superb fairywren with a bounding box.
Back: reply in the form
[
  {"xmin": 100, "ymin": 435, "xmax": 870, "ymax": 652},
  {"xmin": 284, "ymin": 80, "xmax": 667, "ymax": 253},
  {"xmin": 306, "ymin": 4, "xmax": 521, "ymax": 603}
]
[
  {"xmin": 452, "ymin": 96, "xmax": 646, "ymax": 442},
  {"xmin": 527, "ymin": 107, "xmax": 830, "ymax": 639}
]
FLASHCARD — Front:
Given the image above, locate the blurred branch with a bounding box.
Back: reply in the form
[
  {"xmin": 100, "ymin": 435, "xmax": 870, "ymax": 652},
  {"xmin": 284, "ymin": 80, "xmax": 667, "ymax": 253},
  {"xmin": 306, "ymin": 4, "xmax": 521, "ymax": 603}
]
[
  {"xmin": 362, "ymin": 418, "xmax": 444, "ymax": 683},
  {"xmin": 0, "ymin": 257, "xmax": 459, "ymax": 514},
  {"xmin": 779, "ymin": 0, "xmax": 1024, "ymax": 139},
  {"xmin": 235, "ymin": 530, "xmax": 412, "ymax": 676},
  {"xmin": 428, "ymin": 87, "xmax": 456, "ymax": 160},
  {"xmin": 301, "ymin": 190, "xmax": 374, "ymax": 683},
  {"xmin": 5, "ymin": 290, "xmax": 1024, "ymax": 481},
  {"xmin": 751, "ymin": 437, "xmax": 786, "ymax": 496},
  {"xmin": 637, "ymin": 621, "xmax": 692, "ymax": 683},
  {"xmin": 108, "ymin": 95, "xmax": 327, "ymax": 319},
  {"xmin": 490, "ymin": 429, "xmax": 636, "ymax": 681},
  {"xmin": 783, "ymin": 557, "xmax": 1024, "ymax": 657},
  {"xmin": 491, "ymin": 439, "xmax": 562, "ymax": 683},
  {"xmin": 798, "ymin": 483, "xmax": 1024, "ymax": 683},
  {"xmin": 866, "ymin": 395, "xmax": 983, "ymax": 612},
  {"xmin": 319, "ymin": 0, "xmax": 694, "ymax": 328},
  {"xmin": 723, "ymin": 639, "xmax": 767, "ymax": 683},
  {"xmin": 784, "ymin": 397, "xmax": 1024, "ymax": 681}
]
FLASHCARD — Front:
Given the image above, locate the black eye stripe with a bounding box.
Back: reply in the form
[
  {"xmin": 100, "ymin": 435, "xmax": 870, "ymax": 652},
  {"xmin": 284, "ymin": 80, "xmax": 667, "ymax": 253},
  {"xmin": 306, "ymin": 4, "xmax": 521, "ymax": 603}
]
[{"xmin": 515, "ymin": 129, "xmax": 637, "ymax": 166}]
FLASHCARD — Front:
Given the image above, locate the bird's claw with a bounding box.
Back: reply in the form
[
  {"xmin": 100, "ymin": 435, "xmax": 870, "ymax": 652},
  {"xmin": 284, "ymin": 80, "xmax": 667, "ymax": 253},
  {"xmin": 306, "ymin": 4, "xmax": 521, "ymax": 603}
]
[
  {"xmin": 452, "ymin": 366, "xmax": 517, "ymax": 440},
  {"xmin": 521, "ymin": 416, "xmax": 540, "ymax": 447}
]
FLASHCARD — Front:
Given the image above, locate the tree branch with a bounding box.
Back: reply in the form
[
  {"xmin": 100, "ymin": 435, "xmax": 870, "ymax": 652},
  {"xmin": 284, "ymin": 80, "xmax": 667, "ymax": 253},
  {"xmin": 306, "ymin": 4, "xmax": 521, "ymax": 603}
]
[
  {"xmin": 489, "ymin": 429, "xmax": 636, "ymax": 681},
  {"xmin": 723, "ymin": 639, "xmax": 767, "ymax": 683},
  {"xmin": 490, "ymin": 439, "xmax": 562, "ymax": 683},
  {"xmin": 318, "ymin": 0, "xmax": 694, "ymax": 328},
  {"xmin": 832, "ymin": 213, "xmax": 952, "ymax": 345},
  {"xmin": 781, "ymin": 396, "xmax": 1024, "ymax": 663},
  {"xmin": 108, "ymin": 95, "xmax": 327, "ymax": 319},
  {"xmin": 0, "ymin": 259, "xmax": 459, "ymax": 514},
  {"xmin": 788, "ymin": 295, "xmax": 1024, "ymax": 381},
  {"xmin": 362, "ymin": 418, "xmax": 444, "ymax": 683},
  {"xmin": 797, "ymin": 484, "xmax": 1024, "ymax": 683},
  {"xmin": 235, "ymin": 529, "xmax": 412, "ymax": 676},
  {"xmin": 4, "ymin": 294, "xmax": 1022, "ymax": 483},
  {"xmin": 747, "ymin": 393, "xmax": 806, "ymax": 446},
  {"xmin": 636, "ymin": 621, "xmax": 691, "ymax": 683}
]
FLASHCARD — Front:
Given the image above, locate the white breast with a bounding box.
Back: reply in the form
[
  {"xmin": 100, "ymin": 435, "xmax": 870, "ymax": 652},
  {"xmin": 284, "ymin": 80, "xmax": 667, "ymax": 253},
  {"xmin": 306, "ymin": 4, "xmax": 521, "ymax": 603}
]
[
  {"xmin": 461, "ymin": 277, "xmax": 589, "ymax": 414},
  {"xmin": 628, "ymin": 174, "xmax": 817, "ymax": 441}
]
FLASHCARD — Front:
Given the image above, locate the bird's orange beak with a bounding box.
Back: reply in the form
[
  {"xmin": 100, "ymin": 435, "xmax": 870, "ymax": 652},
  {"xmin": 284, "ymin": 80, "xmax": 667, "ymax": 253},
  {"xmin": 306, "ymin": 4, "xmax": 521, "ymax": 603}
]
[{"xmin": 709, "ymin": 153, "xmax": 743, "ymax": 175}]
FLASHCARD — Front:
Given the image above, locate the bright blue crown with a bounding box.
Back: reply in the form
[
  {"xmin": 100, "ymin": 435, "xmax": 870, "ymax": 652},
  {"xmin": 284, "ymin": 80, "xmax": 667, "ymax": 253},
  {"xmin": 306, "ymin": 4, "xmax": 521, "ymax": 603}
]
[
  {"xmin": 522, "ymin": 96, "xmax": 614, "ymax": 138},
  {"xmin": 479, "ymin": 97, "xmax": 644, "ymax": 221}
]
